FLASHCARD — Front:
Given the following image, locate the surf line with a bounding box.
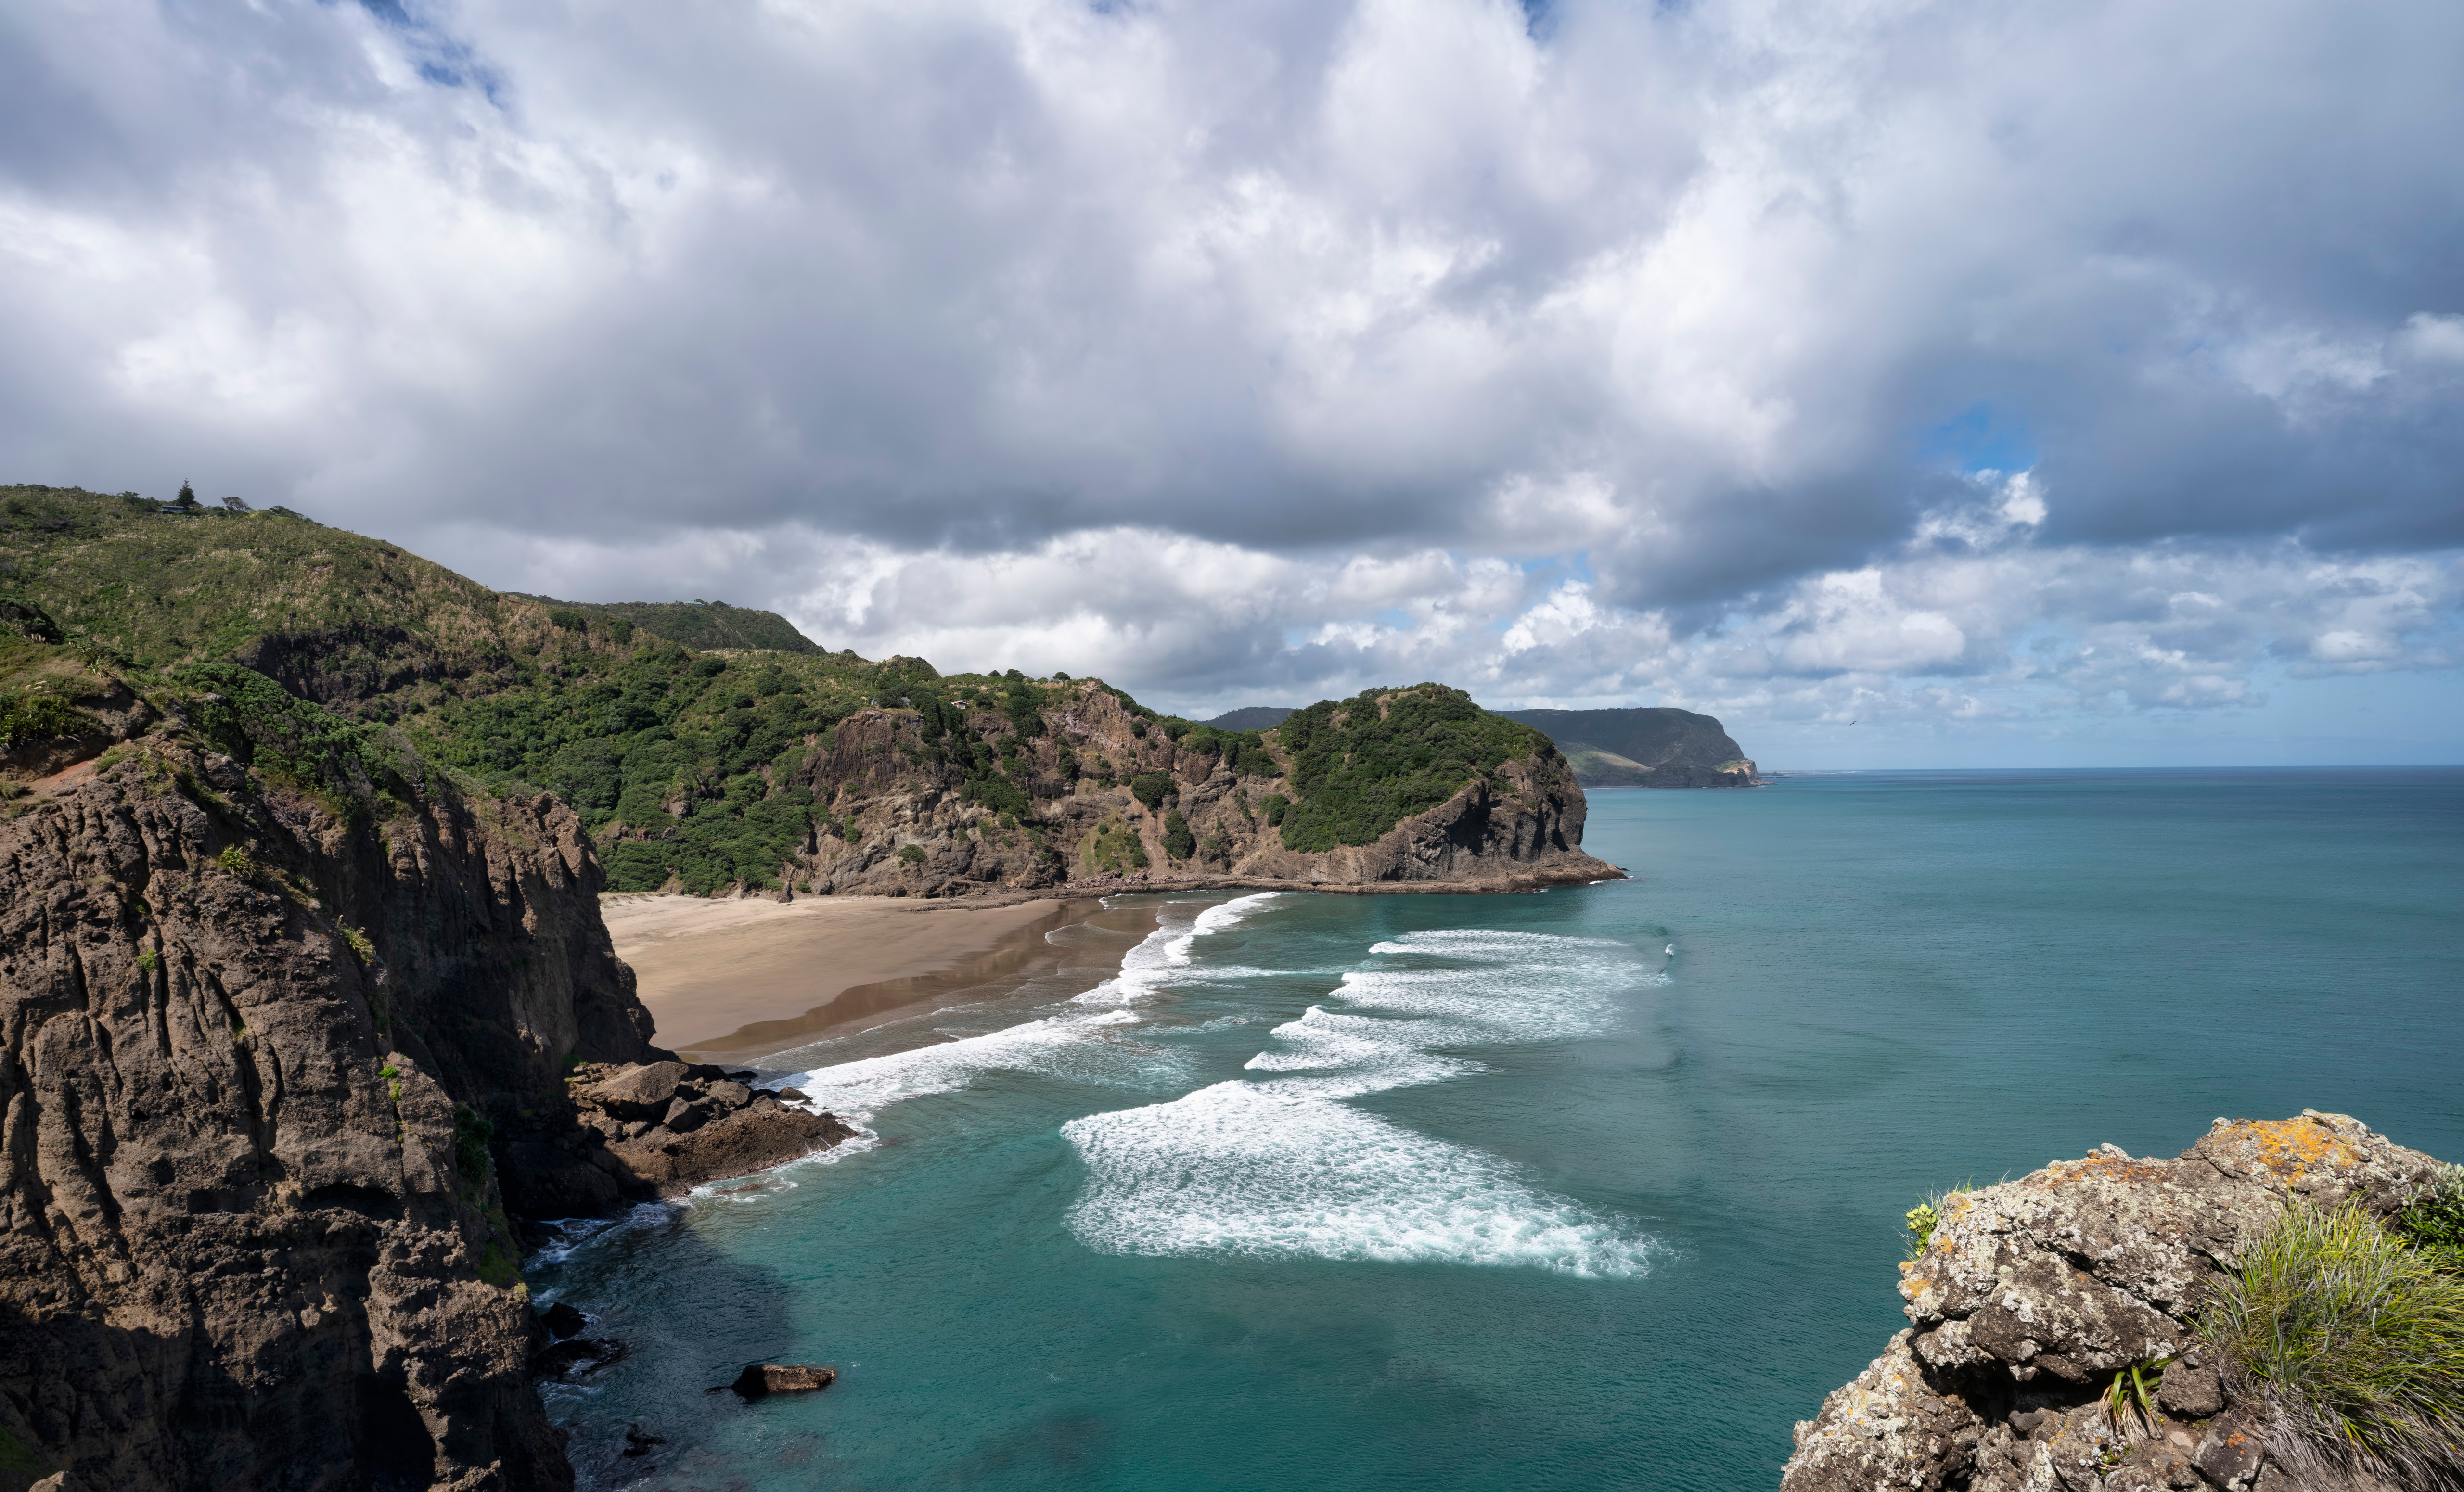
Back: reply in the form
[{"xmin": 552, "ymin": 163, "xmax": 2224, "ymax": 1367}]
[{"xmin": 1062, "ymin": 926, "xmax": 1663, "ymax": 1278}]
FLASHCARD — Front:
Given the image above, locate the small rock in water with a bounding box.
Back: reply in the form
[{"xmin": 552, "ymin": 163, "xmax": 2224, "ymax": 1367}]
[
  {"xmin": 622, "ymin": 1423, "xmax": 667, "ymax": 1457},
  {"xmin": 532, "ymin": 1337, "xmax": 629, "ymax": 1381},
  {"xmin": 540, "ymin": 1301, "xmax": 588, "ymax": 1340},
  {"xmin": 717, "ymin": 1363, "xmax": 838, "ymax": 1398}
]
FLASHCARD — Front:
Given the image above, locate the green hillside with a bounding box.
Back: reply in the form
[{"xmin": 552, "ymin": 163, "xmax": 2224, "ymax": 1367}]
[
  {"xmin": 509, "ymin": 595, "xmax": 823, "ymax": 654},
  {"xmin": 3, "ymin": 485, "xmax": 1569, "ymax": 894}
]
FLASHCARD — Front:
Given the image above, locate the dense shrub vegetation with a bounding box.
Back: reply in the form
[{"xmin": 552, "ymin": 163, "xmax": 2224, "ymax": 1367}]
[{"xmin": 1273, "ymin": 685, "xmax": 1540, "ymax": 851}]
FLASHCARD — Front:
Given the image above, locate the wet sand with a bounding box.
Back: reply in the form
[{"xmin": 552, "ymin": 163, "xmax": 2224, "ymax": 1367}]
[{"xmin": 604, "ymin": 893, "xmax": 1120, "ymax": 1062}]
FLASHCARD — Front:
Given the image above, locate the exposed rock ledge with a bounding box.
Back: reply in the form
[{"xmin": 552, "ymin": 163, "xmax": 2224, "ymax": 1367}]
[
  {"xmin": 1782, "ymin": 1112, "xmax": 2442, "ymax": 1492},
  {"xmin": 495, "ymin": 1059, "xmax": 856, "ymax": 1215}
]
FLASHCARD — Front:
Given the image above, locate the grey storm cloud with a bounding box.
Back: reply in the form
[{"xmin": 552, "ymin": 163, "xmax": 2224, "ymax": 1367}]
[{"xmin": 1, "ymin": 0, "xmax": 2460, "ymax": 749}]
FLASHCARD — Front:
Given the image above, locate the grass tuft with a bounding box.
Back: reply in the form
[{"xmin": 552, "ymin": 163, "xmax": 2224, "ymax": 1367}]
[
  {"xmin": 2396, "ymin": 1164, "xmax": 2464, "ymax": 1276},
  {"xmin": 2199, "ymin": 1197, "xmax": 2464, "ymax": 1487}
]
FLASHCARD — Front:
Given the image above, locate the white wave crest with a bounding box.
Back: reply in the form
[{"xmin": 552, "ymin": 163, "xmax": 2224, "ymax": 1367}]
[
  {"xmin": 1063, "ymin": 1082, "xmax": 1655, "ymax": 1277},
  {"xmin": 1072, "ymin": 892, "xmax": 1281, "ymax": 1008},
  {"xmin": 778, "ymin": 1008, "xmax": 1157, "ymax": 1125},
  {"xmin": 1064, "ymin": 924, "xmax": 1660, "ymax": 1276}
]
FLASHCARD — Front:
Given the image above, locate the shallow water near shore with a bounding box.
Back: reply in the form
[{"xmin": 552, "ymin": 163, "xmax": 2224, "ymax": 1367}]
[{"xmin": 527, "ymin": 767, "xmax": 2464, "ymax": 1490}]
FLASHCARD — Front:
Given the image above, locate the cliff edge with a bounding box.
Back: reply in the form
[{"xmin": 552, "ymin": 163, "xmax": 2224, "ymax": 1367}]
[
  {"xmin": 0, "ymin": 646, "xmax": 853, "ymax": 1490},
  {"xmin": 1783, "ymin": 1112, "xmax": 2458, "ymax": 1492}
]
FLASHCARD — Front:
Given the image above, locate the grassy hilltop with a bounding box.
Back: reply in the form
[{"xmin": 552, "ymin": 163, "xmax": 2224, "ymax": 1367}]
[{"xmin": 1, "ymin": 485, "xmax": 1586, "ymax": 895}]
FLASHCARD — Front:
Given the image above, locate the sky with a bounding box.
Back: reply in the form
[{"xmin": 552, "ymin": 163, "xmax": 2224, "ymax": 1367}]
[{"xmin": 4, "ymin": 0, "xmax": 2461, "ymax": 766}]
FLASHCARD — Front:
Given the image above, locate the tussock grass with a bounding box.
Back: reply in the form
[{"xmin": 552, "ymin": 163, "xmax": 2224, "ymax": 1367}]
[
  {"xmin": 2199, "ymin": 1198, "xmax": 2464, "ymax": 1488},
  {"xmin": 2397, "ymin": 1164, "xmax": 2464, "ymax": 1275}
]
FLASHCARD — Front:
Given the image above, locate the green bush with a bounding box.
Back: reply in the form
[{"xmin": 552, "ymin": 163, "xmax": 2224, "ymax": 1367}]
[
  {"xmin": 1273, "ymin": 685, "xmax": 1536, "ymax": 852},
  {"xmin": 548, "ymin": 607, "xmax": 586, "ymax": 632},
  {"xmin": 2397, "ymin": 1164, "xmax": 2464, "ymax": 1274},
  {"xmin": 2199, "ymin": 1198, "xmax": 2464, "ymax": 1486},
  {"xmin": 0, "ymin": 687, "xmax": 91, "ymax": 748},
  {"xmin": 452, "ymin": 1104, "xmax": 495, "ymax": 1188},
  {"xmin": 1131, "ymin": 771, "xmax": 1174, "ymax": 811},
  {"xmin": 897, "ymin": 844, "xmax": 925, "ymax": 864},
  {"xmin": 1262, "ymin": 793, "xmax": 1289, "ymax": 826},
  {"xmin": 1163, "ymin": 809, "xmax": 1194, "ymax": 861}
]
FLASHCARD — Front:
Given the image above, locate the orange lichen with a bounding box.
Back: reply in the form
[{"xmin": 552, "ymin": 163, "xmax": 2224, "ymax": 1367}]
[{"xmin": 2230, "ymin": 1117, "xmax": 2363, "ymax": 1184}]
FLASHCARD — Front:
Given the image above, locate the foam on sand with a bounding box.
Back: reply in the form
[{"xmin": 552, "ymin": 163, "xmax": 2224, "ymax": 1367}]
[
  {"xmin": 1065, "ymin": 926, "xmax": 1662, "ymax": 1277},
  {"xmin": 775, "ymin": 894, "xmax": 1284, "ymax": 1126}
]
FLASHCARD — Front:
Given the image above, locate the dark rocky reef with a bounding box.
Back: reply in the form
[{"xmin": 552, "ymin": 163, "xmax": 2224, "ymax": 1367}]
[
  {"xmin": 1781, "ymin": 1112, "xmax": 2443, "ymax": 1492},
  {"xmin": 1498, "ymin": 706, "xmax": 1758, "ymax": 788}
]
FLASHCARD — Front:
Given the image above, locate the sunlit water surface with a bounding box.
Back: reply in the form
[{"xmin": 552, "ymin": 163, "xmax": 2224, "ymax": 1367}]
[{"xmin": 529, "ymin": 767, "xmax": 2464, "ymax": 1490}]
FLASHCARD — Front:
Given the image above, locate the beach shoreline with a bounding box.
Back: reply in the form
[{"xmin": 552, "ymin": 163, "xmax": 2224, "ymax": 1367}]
[{"xmin": 605, "ymin": 891, "xmax": 1136, "ymax": 1062}]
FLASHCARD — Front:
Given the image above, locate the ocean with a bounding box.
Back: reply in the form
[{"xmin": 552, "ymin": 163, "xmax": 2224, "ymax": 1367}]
[{"xmin": 527, "ymin": 767, "xmax": 2464, "ymax": 1490}]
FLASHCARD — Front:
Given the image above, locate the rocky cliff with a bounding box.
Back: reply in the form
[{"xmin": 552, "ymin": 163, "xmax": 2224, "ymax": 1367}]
[
  {"xmin": 1782, "ymin": 1112, "xmax": 2455, "ymax": 1492},
  {"xmin": 3, "ymin": 488, "xmax": 1616, "ymax": 900},
  {"xmin": 0, "ymin": 651, "xmax": 850, "ymax": 1490},
  {"xmin": 1498, "ymin": 706, "xmax": 1758, "ymax": 788},
  {"xmin": 774, "ymin": 681, "xmax": 1617, "ymax": 897}
]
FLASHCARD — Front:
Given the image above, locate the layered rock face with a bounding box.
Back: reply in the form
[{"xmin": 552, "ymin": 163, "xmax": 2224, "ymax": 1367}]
[
  {"xmin": 0, "ymin": 734, "xmax": 660, "ymax": 1492},
  {"xmin": 785, "ymin": 684, "xmax": 1617, "ymax": 897},
  {"xmin": 1782, "ymin": 1112, "xmax": 2442, "ymax": 1492}
]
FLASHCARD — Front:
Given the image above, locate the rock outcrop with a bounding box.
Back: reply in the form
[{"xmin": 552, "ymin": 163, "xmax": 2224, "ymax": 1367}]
[
  {"xmin": 779, "ymin": 683, "xmax": 1618, "ymax": 898},
  {"xmin": 495, "ymin": 1060, "xmax": 856, "ymax": 1212},
  {"xmin": 0, "ymin": 659, "xmax": 860, "ymax": 1491},
  {"xmin": 0, "ymin": 725, "xmax": 658, "ymax": 1490},
  {"xmin": 1782, "ymin": 1113, "xmax": 2443, "ymax": 1492}
]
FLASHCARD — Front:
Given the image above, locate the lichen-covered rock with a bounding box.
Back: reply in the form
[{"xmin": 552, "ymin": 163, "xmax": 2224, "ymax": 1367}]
[
  {"xmin": 1784, "ymin": 1331, "xmax": 1987, "ymax": 1492},
  {"xmin": 1782, "ymin": 1113, "xmax": 2443, "ymax": 1492}
]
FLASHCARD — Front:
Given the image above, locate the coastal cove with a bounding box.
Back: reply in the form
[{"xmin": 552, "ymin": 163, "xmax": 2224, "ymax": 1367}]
[{"xmin": 529, "ymin": 767, "xmax": 2464, "ymax": 1490}]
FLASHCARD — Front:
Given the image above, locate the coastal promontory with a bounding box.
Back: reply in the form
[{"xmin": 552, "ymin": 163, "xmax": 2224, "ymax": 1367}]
[{"xmin": 1784, "ymin": 1111, "xmax": 2462, "ymax": 1492}]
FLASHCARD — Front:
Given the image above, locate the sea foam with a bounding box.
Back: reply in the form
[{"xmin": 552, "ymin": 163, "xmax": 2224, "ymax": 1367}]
[
  {"xmin": 775, "ymin": 894, "xmax": 1281, "ymax": 1126},
  {"xmin": 1064, "ymin": 926, "xmax": 1661, "ymax": 1277}
]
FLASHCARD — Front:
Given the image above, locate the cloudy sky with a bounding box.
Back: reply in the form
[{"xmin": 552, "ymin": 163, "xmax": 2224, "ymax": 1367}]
[{"xmin": 6, "ymin": 0, "xmax": 2461, "ymax": 765}]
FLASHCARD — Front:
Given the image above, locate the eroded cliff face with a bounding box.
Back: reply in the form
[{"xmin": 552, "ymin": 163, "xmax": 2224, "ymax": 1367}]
[
  {"xmin": 1782, "ymin": 1112, "xmax": 2442, "ymax": 1492},
  {"xmin": 776, "ymin": 684, "xmax": 1617, "ymax": 897},
  {"xmin": 0, "ymin": 732, "xmax": 659, "ymax": 1492}
]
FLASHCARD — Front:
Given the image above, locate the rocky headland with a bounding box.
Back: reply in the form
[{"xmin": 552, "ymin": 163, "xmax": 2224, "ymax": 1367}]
[
  {"xmin": 0, "ymin": 657, "xmax": 859, "ymax": 1490},
  {"xmin": 1498, "ymin": 706, "xmax": 1759, "ymax": 788},
  {"xmin": 0, "ymin": 483, "xmax": 1619, "ymax": 1489},
  {"xmin": 2, "ymin": 485, "xmax": 1617, "ymax": 901},
  {"xmin": 1783, "ymin": 1111, "xmax": 2460, "ymax": 1492}
]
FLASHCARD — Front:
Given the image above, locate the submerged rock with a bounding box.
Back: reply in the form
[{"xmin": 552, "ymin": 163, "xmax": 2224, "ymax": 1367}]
[
  {"xmin": 532, "ymin": 1338, "xmax": 629, "ymax": 1382},
  {"xmin": 1782, "ymin": 1112, "xmax": 2442, "ymax": 1492}
]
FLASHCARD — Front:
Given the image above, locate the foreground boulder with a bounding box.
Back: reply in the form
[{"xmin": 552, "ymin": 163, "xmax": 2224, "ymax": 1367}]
[{"xmin": 1782, "ymin": 1112, "xmax": 2442, "ymax": 1492}]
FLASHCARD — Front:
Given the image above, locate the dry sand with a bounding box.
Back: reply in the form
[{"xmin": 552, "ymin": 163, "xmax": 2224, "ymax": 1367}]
[{"xmin": 604, "ymin": 893, "xmax": 1110, "ymax": 1061}]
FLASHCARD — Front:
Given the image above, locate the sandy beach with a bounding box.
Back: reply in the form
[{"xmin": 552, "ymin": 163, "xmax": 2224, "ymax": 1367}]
[{"xmin": 604, "ymin": 893, "xmax": 1118, "ymax": 1061}]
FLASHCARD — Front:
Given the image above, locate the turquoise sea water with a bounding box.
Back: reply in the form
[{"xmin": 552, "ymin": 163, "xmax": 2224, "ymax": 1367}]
[{"xmin": 530, "ymin": 768, "xmax": 2464, "ymax": 1490}]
